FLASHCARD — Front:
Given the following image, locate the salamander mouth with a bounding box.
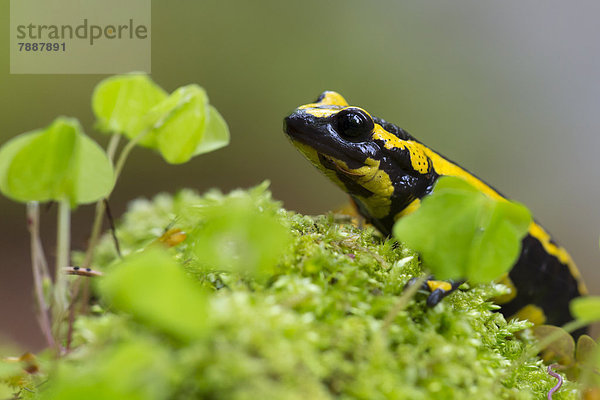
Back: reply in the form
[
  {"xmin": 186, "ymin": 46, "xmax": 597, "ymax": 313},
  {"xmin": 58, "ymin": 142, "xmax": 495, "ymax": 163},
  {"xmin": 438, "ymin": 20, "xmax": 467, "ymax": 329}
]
[
  {"xmin": 284, "ymin": 122, "xmax": 356, "ymax": 171},
  {"xmin": 318, "ymin": 153, "xmax": 365, "ymax": 177}
]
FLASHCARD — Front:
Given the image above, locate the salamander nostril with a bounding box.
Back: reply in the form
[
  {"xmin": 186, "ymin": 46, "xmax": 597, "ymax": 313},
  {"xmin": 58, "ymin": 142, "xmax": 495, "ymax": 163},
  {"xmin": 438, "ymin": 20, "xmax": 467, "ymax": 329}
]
[
  {"xmin": 283, "ymin": 112, "xmax": 306, "ymax": 138},
  {"xmin": 283, "ymin": 114, "xmax": 295, "ymax": 134}
]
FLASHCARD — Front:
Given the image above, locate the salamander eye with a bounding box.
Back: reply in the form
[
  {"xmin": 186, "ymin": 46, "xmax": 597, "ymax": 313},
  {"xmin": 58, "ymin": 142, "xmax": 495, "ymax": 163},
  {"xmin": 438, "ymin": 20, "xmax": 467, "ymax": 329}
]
[{"xmin": 334, "ymin": 107, "xmax": 374, "ymax": 140}]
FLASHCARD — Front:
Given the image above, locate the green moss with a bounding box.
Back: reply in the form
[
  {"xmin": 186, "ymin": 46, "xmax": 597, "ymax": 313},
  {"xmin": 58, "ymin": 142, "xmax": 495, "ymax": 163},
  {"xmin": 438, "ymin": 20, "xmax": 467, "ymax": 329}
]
[{"xmin": 42, "ymin": 183, "xmax": 579, "ymax": 399}]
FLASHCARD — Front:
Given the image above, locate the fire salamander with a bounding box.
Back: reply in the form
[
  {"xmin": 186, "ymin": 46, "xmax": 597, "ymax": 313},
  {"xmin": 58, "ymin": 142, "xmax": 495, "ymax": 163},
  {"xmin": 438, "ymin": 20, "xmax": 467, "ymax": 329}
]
[{"xmin": 284, "ymin": 91, "xmax": 587, "ymax": 334}]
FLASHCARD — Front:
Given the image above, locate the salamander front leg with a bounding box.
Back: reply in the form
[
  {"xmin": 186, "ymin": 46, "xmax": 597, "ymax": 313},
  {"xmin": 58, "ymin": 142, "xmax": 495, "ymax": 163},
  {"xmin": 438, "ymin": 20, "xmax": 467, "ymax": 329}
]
[{"xmin": 405, "ymin": 276, "xmax": 464, "ymax": 307}]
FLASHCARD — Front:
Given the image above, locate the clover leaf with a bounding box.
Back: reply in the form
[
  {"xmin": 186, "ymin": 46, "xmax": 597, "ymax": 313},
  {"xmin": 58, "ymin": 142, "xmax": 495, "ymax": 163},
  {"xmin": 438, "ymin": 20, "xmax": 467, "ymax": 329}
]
[
  {"xmin": 0, "ymin": 117, "xmax": 114, "ymax": 206},
  {"xmin": 393, "ymin": 176, "xmax": 532, "ymax": 283},
  {"xmin": 570, "ymin": 296, "xmax": 600, "ymax": 324},
  {"xmin": 92, "ymin": 75, "xmax": 229, "ymax": 165},
  {"xmin": 99, "ymin": 248, "xmax": 210, "ymax": 342},
  {"xmin": 92, "ymin": 73, "xmax": 167, "ymax": 136}
]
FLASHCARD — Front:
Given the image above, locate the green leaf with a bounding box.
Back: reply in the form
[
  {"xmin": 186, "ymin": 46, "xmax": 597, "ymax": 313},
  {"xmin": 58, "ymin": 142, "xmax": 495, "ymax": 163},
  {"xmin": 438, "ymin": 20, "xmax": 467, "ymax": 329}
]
[
  {"xmin": 98, "ymin": 248, "xmax": 210, "ymax": 342},
  {"xmin": 532, "ymin": 325, "xmax": 575, "ymax": 365},
  {"xmin": 570, "ymin": 296, "xmax": 600, "ymax": 323},
  {"xmin": 0, "ymin": 383, "xmax": 14, "ymax": 399},
  {"xmin": 192, "ymin": 105, "xmax": 230, "ymax": 155},
  {"xmin": 40, "ymin": 339, "xmax": 174, "ymax": 400},
  {"xmin": 191, "ymin": 196, "xmax": 291, "ymax": 278},
  {"xmin": 92, "ymin": 73, "xmax": 167, "ymax": 135},
  {"xmin": 576, "ymin": 334, "xmax": 597, "ymax": 365},
  {"xmin": 393, "ymin": 176, "xmax": 532, "ymax": 283},
  {"xmin": 0, "ymin": 117, "xmax": 115, "ymax": 205},
  {"xmin": 0, "ymin": 358, "xmax": 25, "ymax": 380},
  {"xmin": 92, "ymin": 75, "xmax": 229, "ymax": 163},
  {"xmin": 6, "ymin": 120, "xmax": 77, "ymax": 202},
  {"xmin": 73, "ymin": 133, "xmax": 116, "ymax": 204},
  {"xmin": 141, "ymin": 84, "xmax": 210, "ymax": 164},
  {"xmin": 0, "ymin": 129, "xmax": 40, "ymax": 193}
]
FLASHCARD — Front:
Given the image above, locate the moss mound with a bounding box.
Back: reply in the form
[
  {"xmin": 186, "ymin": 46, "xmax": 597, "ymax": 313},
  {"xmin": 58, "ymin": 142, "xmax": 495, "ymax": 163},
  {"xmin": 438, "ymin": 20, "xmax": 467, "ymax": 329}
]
[{"xmin": 8, "ymin": 183, "xmax": 578, "ymax": 399}]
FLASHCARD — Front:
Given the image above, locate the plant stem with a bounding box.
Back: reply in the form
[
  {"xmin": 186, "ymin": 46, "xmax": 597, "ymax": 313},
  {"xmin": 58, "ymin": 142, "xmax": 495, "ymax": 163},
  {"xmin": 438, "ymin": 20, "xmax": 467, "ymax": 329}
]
[
  {"xmin": 82, "ymin": 133, "xmax": 121, "ymax": 267},
  {"xmin": 106, "ymin": 132, "xmax": 121, "ymax": 163},
  {"xmin": 83, "ymin": 200, "xmax": 106, "ymax": 267},
  {"xmin": 84, "ymin": 130, "xmax": 147, "ymax": 266},
  {"xmin": 559, "ymin": 319, "xmax": 589, "ymax": 336},
  {"xmin": 114, "ymin": 130, "xmax": 147, "ymax": 180},
  {"xmin": 52, "ymin": 199, "xmax": 71, "ymax": 347},
  {"xmin": 26, "ymin": 202, "xmax": 55, "ymax": 348}
]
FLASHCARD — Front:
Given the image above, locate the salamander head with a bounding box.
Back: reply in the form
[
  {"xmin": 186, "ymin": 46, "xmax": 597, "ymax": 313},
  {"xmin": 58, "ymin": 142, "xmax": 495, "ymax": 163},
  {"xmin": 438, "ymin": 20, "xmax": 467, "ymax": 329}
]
[{"xmin": 284, "ymin": 91, "xmax": 437, "ymax": 233}]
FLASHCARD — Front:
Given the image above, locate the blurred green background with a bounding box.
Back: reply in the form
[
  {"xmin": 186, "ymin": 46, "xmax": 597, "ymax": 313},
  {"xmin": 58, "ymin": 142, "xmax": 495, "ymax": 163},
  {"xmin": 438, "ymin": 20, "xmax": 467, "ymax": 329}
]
[{"xmin": 0, "ymin": 1, "xmax": 598, "ymax": 349}]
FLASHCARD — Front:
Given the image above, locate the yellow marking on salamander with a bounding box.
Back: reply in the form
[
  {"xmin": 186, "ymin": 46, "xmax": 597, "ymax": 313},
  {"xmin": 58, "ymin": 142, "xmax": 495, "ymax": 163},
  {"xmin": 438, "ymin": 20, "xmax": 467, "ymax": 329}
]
[
  {"xmin": 395, "ymin": 198, "xmax": 421, "ymax": 219},
  {"xmin": 299, "ymin": 91, "xmax": 350, "ymax": 118},
  {"xmin": 324, "ymin": 155, "xmax": 393, "ymax": 219},
  {"xmin": 299, "ymin": 107, "xmax": 341, "ymax": 118},
  {"xmin": 528, "ymin": 223, "xmax": 586, "ymax": 294},
  {"xmin": 292, "ymin": 141, "xmax": 348, "ymax": 191},
  {"xmin": 427, "ymin": 280, "xmax": 453, "ymax": 292},
  {"xmin": 512, "ymin": 304, "xmax": 547, "ymax": 326},
  {"xmin": 292, "ymin": 140, "xmax": 393, "ymax": 219},
  {"xmin": 372, "ymin": 127, "xmax": 431, "ymax": 174},
  {"xmin": 315, "ymin": 91, "xmax": 349, "ymax": 107},
  {"xmin": 494, "ymin": 274, "xmax": 517, "ymax": 304}
]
